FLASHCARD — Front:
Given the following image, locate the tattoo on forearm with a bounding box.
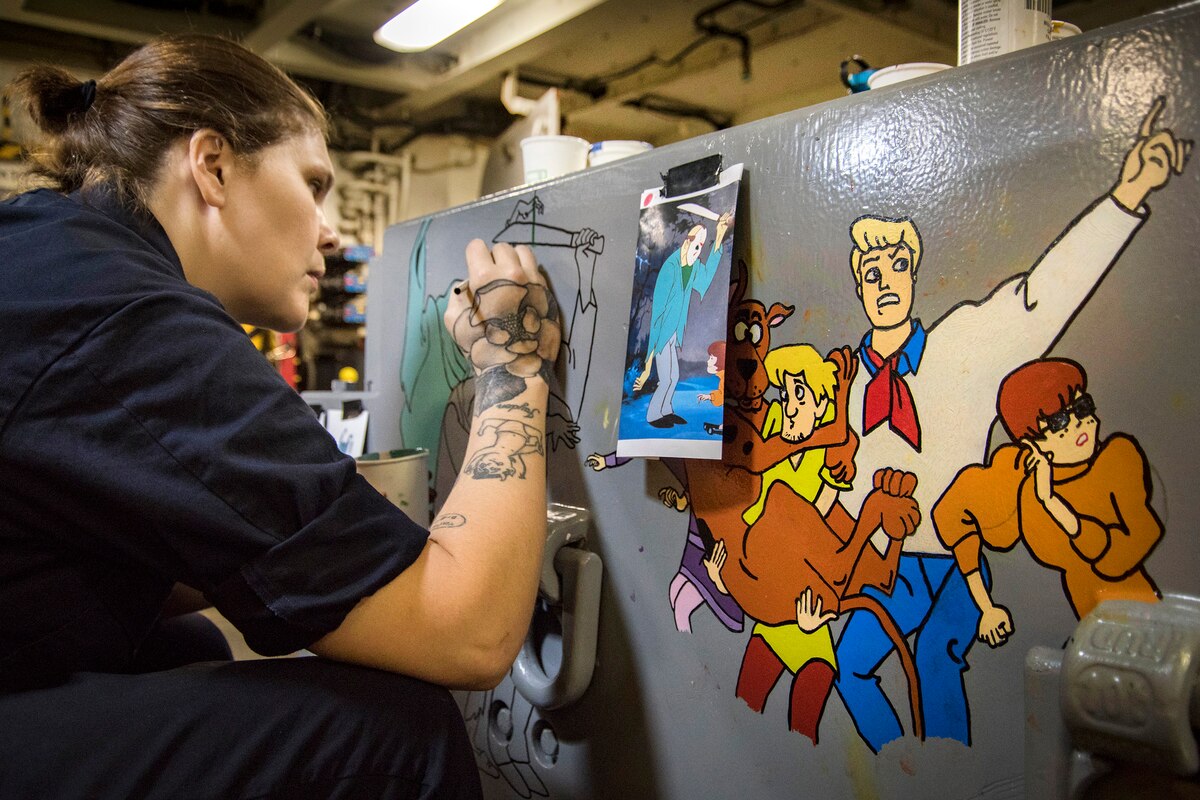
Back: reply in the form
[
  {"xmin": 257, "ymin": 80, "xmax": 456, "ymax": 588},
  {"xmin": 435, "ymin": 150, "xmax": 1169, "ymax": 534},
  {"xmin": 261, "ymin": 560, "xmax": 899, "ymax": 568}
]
[
  {"xmin": 463, "ymin": 419, "xmax": 545, "ymax": 481},
  {"xmin": 431, "ymin": 513, "xmax": 467, "ymax": 530},
  {"xmin": 474, "ymin": 369, "xmax": 531, "ymax": 416},
  {"xmin": 497, "ymin": 402, "xmax": 538, "ymax": 418},
  {"xmin": 449, "ymin": 279, "xmax": 561, "ymax": 416}
]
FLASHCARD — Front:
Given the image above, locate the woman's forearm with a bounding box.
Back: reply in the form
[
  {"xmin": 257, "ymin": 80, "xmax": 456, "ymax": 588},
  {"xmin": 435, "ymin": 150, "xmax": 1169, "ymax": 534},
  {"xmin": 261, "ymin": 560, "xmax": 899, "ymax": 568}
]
[
  {"xmin": 314, "ymin": 239, "xmax": 559, "ymax": 689},
  {"xmin": 313, "ymin": 380, "xmax": 550, "ymax": 689},
  {"xmin": 429, "ymin": 378, "xmax": 550, "ymax": 663}
]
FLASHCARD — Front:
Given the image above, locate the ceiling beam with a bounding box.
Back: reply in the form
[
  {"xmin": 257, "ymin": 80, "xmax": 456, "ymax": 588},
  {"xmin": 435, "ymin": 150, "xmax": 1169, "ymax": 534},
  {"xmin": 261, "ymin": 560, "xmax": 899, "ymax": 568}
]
[
  {"xmin": 814, "ymin": 0, "xmax": 957, "ymax": 50},
  {"xmin": 1, "ymin": 0, "xmax": 164, "ymax": 45},
  {"xmin": 242, "ymin": 0, "xmax": 348, "ymax": 53},
  {"xmin": 0, "ymin": 0, "xmax": 259, "ymax": 41},
  {"xmin": 0, "ymin": 0, "xmax": 617, "ymax": 111},
  {"xmin": 0, "ymin": 0, "xmax": 435, "ymax": 96},
  {"xmin": 266, "ymin": 39, "xmax": 436, "ymax": 94},
  {"xmin": 395, "ymin": 0, "xmax": 609, "ymax": 118}
]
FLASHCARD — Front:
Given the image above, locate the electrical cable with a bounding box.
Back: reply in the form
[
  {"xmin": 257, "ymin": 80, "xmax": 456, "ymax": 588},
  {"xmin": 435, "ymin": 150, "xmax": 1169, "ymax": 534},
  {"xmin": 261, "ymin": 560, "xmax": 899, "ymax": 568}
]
[
  {"xmin": 594, "ymin": 0, "xmax": 804, "ymax": 84},
  {"xmin": 621, "ymin": 95, "xmax": 732, "ymax": 130}
]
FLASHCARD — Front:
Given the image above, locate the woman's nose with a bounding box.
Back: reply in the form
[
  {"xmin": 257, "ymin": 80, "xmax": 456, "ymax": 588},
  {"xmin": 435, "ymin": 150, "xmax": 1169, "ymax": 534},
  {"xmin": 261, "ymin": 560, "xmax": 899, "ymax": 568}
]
[{"xmin": 318, "ymin": 210, "xmax": 340, "ymax": 255}]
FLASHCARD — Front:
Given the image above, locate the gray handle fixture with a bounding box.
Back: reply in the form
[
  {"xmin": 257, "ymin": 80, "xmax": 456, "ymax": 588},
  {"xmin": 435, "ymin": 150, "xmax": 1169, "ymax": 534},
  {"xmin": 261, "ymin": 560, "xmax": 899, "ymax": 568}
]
[
  {"xmin": 1024, "ymin": 593, "xmax": 1200, "ymax": 799},
  {"xmin": 511, "ymin": 503, "xmax": 603, "ymax": 710}
]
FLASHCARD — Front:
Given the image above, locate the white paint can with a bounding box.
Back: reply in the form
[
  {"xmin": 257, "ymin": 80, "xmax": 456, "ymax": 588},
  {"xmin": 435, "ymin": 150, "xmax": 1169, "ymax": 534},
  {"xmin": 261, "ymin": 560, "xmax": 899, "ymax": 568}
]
[
  {"xmin": 356, "ymin": 448, "xmax": 430, "ymax": 527},
  {"xmin": 1050, "ymin": 20, "xmax": 1083, "ymax": 40},
  {"xmin": 958, "ymin": 0, "xmax": 1052, "ymax": 66},
  {"xmin": 587, "ymin": 140, "xmax": 653, "ymax": 168},
  {"xmin": 866, "ymin": 62, "xmax": 953, "ymax": 90},
  {"xmin": 520, "ymin": 135, "xmax": 590, "ymax": 184}
]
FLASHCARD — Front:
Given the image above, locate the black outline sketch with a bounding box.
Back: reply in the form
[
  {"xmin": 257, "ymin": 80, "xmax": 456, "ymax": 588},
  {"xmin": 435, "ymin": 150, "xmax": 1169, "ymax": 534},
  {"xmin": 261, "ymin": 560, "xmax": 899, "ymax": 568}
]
[{"xmin": 493, "ymin": 195, "xmax": 605, "ymax": 421}]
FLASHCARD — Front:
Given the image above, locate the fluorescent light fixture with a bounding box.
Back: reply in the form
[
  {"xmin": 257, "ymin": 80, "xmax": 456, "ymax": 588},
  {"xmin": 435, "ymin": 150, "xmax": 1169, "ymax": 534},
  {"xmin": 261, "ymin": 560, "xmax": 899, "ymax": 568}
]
[{"xmin": 374, "ymin": 0, "xmax": 505, "ymax": 52}]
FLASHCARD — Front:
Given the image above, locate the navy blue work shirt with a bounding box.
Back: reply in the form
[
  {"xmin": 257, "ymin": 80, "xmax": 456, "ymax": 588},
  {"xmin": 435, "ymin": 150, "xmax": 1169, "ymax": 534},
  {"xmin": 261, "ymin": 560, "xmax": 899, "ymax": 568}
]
[{"xmin": 0, "ymin": 187, "xmax": 428, "ymax": 691}]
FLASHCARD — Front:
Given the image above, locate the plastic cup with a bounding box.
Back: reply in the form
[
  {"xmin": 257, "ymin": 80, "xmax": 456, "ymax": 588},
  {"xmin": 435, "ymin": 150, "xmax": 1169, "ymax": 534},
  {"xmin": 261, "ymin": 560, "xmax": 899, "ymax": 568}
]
[
  {"xmin": 520, "ymin": 135, "xmax": 590, "ymax": 184},
  {"xmin": 356, "ymin": 448, "xmax": 430, "ymax": 527},
  {"xmin": 866, "ymin": 62, "xmax": 952, "ymax": 90}
]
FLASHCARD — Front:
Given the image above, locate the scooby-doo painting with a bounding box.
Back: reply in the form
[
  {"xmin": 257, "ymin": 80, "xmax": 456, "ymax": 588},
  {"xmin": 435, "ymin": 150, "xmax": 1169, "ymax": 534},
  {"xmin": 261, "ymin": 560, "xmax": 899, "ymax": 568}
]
[{"xmin": 592, "ymin": 259, "xmax": 924, "ymax": 744}]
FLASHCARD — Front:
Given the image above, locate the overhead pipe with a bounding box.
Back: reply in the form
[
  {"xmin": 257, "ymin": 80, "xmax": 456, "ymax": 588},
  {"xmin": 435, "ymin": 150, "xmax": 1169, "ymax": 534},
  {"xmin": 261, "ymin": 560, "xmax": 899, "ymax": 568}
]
[{"xmin": 501, "ymin": 72, "xmax": 539, "ymax": 117}]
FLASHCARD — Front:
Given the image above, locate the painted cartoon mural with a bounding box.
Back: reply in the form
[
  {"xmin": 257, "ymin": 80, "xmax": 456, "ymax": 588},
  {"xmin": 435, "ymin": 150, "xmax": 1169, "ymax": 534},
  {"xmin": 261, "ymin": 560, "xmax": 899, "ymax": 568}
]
[
  {"xmin": 398, "ymin": 217, "xmax": 472, "ymax": 472},
  {"xmin": 492, "ymin": 196, "xmax": 603, "ymax": 422},
  {"xmin": 586, "ymin": 97, "xmax": 1190, "ymax": 755},
  {"xmin": 367, "ymin": 15, "xmax": 1200, "ymax": 794},
  {"xmin": 399, "ymin": 196, "xmax": 607, "ymax": 795},
  {"xmin": 461, "ymin": 681, "xmax": 548, "ymax": 799},
  {"xmin": 933, "ymin": 357, "xmax": 1163, "ymax": 647},
  {"xmin": 711, "ymin": 342, "xmax": 918, "ymax": 746},
  {"xmin": 398, "ymin": 195, "xmax": 599, "ymax": 507},
  {"xmin": 832, "ymin": 97, "xmax": 1189, "ymax": 753},
  {"xmin": 592, "ymin": 260, "xmax": 924, "ymax": 744}
]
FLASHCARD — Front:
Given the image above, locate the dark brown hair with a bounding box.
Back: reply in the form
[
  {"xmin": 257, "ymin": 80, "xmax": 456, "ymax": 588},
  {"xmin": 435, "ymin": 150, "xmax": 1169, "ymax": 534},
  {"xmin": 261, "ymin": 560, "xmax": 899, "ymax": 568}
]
[
  {"xmin": 9, "ymin": 34, "xmax": 327, "ymax": 210},
  {"xmin": 997, "ymin": 358, "xmax": 1087, "ymax": 441}
]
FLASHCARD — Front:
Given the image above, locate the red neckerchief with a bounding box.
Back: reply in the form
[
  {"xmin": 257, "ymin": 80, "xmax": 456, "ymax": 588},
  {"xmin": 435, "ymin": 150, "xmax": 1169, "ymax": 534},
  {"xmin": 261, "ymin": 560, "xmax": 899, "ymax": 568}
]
[{"xmin": 862, "ymin": 344, "xmax": 921, "ymax": 452}]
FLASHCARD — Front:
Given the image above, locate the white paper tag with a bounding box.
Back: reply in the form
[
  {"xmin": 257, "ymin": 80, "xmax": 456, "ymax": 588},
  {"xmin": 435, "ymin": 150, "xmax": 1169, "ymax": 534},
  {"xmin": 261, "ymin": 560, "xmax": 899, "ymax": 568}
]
[{"xmin": 325, "ymin": 409, "xmax": 369, "ymax": 458}]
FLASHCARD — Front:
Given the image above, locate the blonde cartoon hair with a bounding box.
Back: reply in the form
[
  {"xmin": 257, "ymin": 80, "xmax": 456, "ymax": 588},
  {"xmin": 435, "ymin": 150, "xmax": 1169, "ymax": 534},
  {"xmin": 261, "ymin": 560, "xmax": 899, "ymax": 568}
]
[
  {"xmin": 848, "ymin": 215, "xmax": 923, "ymax": 282},
  {"xmin": 764, "ymin": 344, "xmax": 838, "ymax": 404}
]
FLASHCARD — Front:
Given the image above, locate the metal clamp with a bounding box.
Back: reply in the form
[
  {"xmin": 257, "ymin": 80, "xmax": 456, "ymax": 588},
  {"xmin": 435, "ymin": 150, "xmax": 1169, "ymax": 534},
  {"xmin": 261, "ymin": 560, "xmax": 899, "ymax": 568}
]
[
  {"xmin": 1025, "ymin": 594, "xmax": 1200, "ymax": 799},
  {"xmin": 511, "ymin": 503, "xmax": 603, "ymax": 710},
  {"xmin": 1062, "ymin": 595, "xmax": 1200, "ymax": 775}
]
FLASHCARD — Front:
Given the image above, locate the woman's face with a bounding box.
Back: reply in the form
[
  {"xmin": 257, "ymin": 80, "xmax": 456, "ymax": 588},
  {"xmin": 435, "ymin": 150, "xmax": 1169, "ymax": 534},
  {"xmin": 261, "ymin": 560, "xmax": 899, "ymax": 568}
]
[{"xmin": 216, "ymin": 129, "xmax": 338, "ymax": 331}]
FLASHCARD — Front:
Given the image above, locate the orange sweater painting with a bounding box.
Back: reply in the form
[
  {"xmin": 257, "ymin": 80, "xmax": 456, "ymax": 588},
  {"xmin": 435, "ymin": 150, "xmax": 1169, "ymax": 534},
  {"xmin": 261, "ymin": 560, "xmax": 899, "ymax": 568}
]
[{"xmin": 933, "ymin": 433, "xmax": 1162, "ymax": 620}]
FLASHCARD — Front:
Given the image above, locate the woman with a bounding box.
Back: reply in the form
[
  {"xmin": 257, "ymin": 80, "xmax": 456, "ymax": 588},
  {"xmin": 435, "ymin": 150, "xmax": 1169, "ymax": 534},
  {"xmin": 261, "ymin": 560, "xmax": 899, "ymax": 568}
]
[{"xmin": 0, "ymin": 34, "xmax": 559, "ymax": 799}]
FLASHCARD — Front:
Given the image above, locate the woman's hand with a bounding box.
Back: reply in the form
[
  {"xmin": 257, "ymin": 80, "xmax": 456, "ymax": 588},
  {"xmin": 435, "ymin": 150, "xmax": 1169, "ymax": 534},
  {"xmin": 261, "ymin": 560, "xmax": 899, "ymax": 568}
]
[
  {"xmin": 445, "ymin": 240, "xmax": 560, "ymax": 379},
  {"xmin": 445, "ymin": 240, "xmax": 561, "ymax": 415}
]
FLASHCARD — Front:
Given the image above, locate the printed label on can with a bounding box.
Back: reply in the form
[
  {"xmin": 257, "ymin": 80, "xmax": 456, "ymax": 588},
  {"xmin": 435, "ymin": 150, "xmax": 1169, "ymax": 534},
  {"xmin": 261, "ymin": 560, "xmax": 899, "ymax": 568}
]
[{"xmin": 958, "ymin": 0, "xmax": 1052, "ymax": 65}]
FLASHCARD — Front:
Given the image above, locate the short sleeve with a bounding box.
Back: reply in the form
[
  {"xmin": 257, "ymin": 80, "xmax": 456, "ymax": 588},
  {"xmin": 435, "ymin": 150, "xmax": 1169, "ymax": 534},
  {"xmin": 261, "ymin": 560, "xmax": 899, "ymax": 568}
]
[
  {"xmin": 5, "ymin": 290, "xmax": 428, "ymax": 655},
  {"xmin": 817, "ymin": 464, "xmax": 853, "ymax": 493}
]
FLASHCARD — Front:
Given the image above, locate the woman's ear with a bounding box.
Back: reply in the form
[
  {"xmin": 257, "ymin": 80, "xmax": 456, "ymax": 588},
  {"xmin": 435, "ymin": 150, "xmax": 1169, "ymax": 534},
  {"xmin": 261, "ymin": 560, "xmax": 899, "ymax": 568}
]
[{"xmin": 187, "ymin": 129, "xmax": 230, "ymax": 209}]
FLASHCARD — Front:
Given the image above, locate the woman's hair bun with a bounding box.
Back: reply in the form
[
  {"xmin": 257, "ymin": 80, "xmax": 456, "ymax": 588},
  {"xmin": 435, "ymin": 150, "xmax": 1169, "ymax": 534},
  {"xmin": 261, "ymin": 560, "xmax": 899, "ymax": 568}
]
[
  {"xmin": 8, "ymin": 34, "xmax": 327, "ymax": 208},
  {"xmin": 13, "ymin": 67, "xmax": 96, "ymax": 134}
]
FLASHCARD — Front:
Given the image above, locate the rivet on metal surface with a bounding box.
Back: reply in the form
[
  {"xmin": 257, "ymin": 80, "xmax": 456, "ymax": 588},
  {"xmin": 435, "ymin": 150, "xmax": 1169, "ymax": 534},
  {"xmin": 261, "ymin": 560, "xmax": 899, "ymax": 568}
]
[
  {"xmin": 489, "ymin": 700, "xmax": 514, "ymax": 744},
  {"xmin": 531, "ymin": 719, "xmax": 560, "ymax": 768}
]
